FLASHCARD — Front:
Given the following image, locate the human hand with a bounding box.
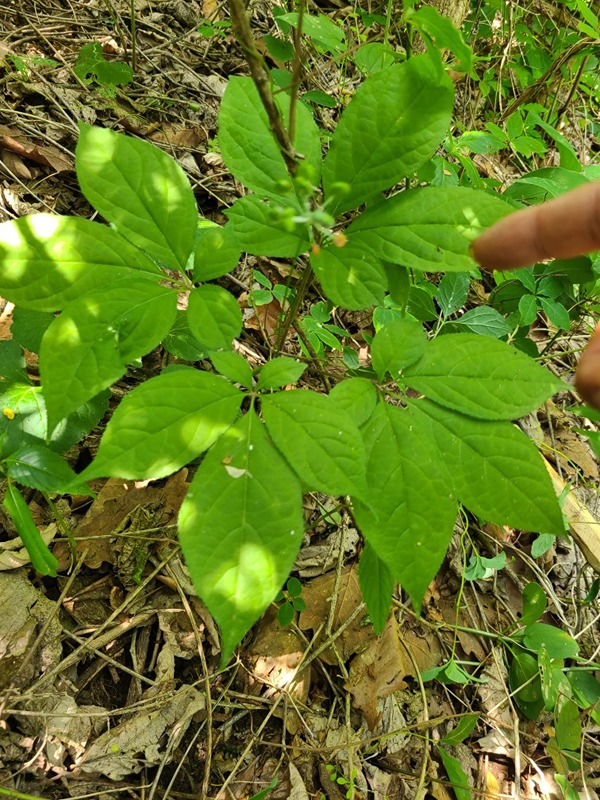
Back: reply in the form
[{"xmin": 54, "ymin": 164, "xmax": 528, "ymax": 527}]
[{"xmin": 472, "ymin": 181, "xmax": 600, "ymax": 408}]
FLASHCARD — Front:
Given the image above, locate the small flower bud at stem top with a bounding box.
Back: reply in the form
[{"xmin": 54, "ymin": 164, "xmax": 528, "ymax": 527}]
[
  {"xmin": 329, "ymin": 181, "xmax": 351, "ymax": 198},
  {"xmin": 2, "ymin": 408, "xmax": 15, "ymax": 420},
  {"xmin": 333, "ymin": 232, "xmax": 347, "ymax": 248},
  {"xmin": 311, "ymin": 243, "xmax": 321, "ymax": 256}
]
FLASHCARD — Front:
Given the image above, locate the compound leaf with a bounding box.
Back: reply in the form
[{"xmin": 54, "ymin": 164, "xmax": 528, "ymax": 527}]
[
  {"xmin": 178, "ymin": 409, "xmax": 304, "ymax": 664},
  {"xmin": 77, "ymin": 123, "xmax": 198, "ymax": 271},
  {"xmin": 83, "ymin": 368, "xmax": 244, "ymax": 480}
]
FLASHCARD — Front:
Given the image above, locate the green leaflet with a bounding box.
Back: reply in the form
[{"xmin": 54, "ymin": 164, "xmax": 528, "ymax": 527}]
[
  {"xmin": 322, "ymin": 55, "xmax": 454, "ymax": 214},
  {"xmin": 261, "ymin": 389, "xmax": 367, "ymax": 498},
  {"xmin": 225, "ymin": 195, "xmax": 310, "ymax": 257},
  {"xmin": 40, "ymin": 281, "xmax": 178, "ymax": 429},
  {"xmin": 348, "ymin": 186, "xmax": 513, "ymax": 272},
  {"xmin": 451, "ymin": 307, "xmax": 511, "ymax": 338},
  {"xmin": 3, "ymin": 482, "xmax": 58, "ymax": 576},
  {"xmin": 522, "ymin": 623, "xmax": 579, "ymax": 659},
  {"xmin": 178, "ymin": 409, "xmax": 304, "ymax": 665},
  {"xmin": 4, "ymin": 445, "xmax": 89, "ymax": 494},
  {"xmin": 256, "ymin": 357, "xmax": 306, "ymax": 390},
  {"xmin": 358, "ymin": 542, "xmax": 395, "ymax": 634},
  {"xmin": 408, "ymin": 398, "xmax": 564, "ymax": 535},
  {"xmin": 371, "ymin": 318, "xmax": 426, "ymax": 379},
  {"xmin": 194, "ymin": 220, "xmax": 242, "ymax": 281},
  {"xmin": 0, "ymin": 215, "xmax": 159, "ymax": 312},
  {"xmin": 187, "ymin": 285, "xmax": 243, "ymax": 351},
  {"xmin": 0, "ymin": 383, "xmax": 109, "ymax": 456},
  {"xmin": 407, "ymin": 6, "xmax": 474, "ymax": 74},
  {"xmin": 211, "ymin": 351, "xmax": 254, "ymax": 389},
  {"xmin": 83, "ymin": 368, "xmax": 244, "ymax": 480},
  {"xmin": 10, "ymin": 307, "xmax": 54, "ymax": 352},
  {"xmin": 76, "ymin": 123, "xmax": 198, "ymax": 271},
  {"xmin": 353, "ymin": 403, "xmax": 457, "ymax": 609},
  {"xmin": 437, "ymin": 747, "xmax": 472, "ymax": 800},
  {"xmin": 310, "ymin": 242, "xmax": 387, "ymax": 310},
  {"xmin": 219, "ymin": 76, "xmax": 322, "ymax": 200},
  {"xmin": 437, "ymin": 272, "xmax": 470, "ymax": 318},
  {"xmin": 329, "ymin": 378, "xmax": 377, "ymax": 426},
  {"xmin": 404, "ymin": 333, "xmax": 564, "ymax": 420}
]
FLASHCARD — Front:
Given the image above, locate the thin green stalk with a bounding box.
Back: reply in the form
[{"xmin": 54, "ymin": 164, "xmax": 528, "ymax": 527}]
[
  {"xmin": 275, "ymin": 255, "xmax": 313, "ymax": 352},
  {"xmin": 292, "ymin": 319, "xmax": 331, "ymax": 391},
  {"xmin": 0, "ymin": 787, "xmax": 49, "ymax": 800},
  {"xmin": 130, "ymin": 0, "xmax": 137, "ymax": 71},
  {"xmin": 287, "ymin": 0, "xmax": 306, "ymax": 146}
]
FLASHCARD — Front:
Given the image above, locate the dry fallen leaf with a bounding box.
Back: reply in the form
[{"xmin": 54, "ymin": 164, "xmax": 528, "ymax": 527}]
[
  {"xmin": 0, "ymin": 570, "xmax": 62, "ymax": 689},
  {"xmin": 246, "ymin": 607, "xmax": 310, "ymax": 734},
  {"xmin": 68, "ymin": 470, "xmax": 188, "ymax": 568},
  {"xmin": 79, "ymin": 685, "xmax": 204, "ymax": 779},
  {"xmin": 0, "ymin": 125, "xmax": 73, "ymax": 172},
  {"xmin": 345, "ymin": 617, "xmax": 409, "ymax": 729},
  {"xmin": 298, "ymin": 565, "xmax": 371, "ymax": 664}
]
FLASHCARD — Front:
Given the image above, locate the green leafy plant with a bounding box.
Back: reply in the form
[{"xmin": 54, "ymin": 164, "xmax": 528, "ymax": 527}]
[
  {"xmin": 425, "ymin": 581, "xmax": 599, "ymax": 783},
  {"xmin": 7, "ymin": 53, "xmax": 59, "ymax": 78},
  {"xmin": 437, "ymin": 714, "xmax": 480, "ymax": 800},
  {"xmin": 74, "ymin": 42, "xmax": 133, "ymax": 93},
  {"xmin": 249, "ymin": 270, "xmax": 293, "ymax": 309},
  {"xmin": 0, "ymin": 315, "xmax": 107, "ymax": 574},
  {"xmin": 197, "ymin": 19, "xmax": 232, "ymax": 39},
  {"xmin": 0, "ymin": 39, "xmax": 567, "ymax": 665},
  {"xmin": 325, "ymin": 764, "xmax": 358, "ymax": 800},
  {"xmin": 275, "ymin": 576, "xmax": 306, "ymax": 627}
]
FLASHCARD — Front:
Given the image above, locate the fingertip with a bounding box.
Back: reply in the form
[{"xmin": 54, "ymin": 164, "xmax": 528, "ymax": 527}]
[{"xmin": 574, "ymin": 324, "xmax": 600, "ymax": 410}]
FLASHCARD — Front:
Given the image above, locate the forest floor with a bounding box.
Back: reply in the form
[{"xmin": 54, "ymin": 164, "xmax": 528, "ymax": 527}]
[{"xmin": 0, "ymin": 1, "xmax": 599, "ymax": 799}]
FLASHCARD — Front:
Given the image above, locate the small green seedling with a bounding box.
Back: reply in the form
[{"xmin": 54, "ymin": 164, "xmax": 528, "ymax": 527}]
[
  {"xmin": 275, "ymin": 576, "xmax": 306, "ymax": 627},
  {"xmin": 74, "ymin": 42, "xmax": 133, "ymax": 94},
  {"xmin": 250, "ymin": 270, "xmax": 293, "ymax": 308},
  {"xmin": 7, "ymin": 53, "xmax": 59, "ymax": 78},
  {"xmin": 197, "ymin": 19, "xmax": 232, "ymax": 39},
  {"xmin": 325, "ymin": 764, "xmax": 358, "ymax": 800}
]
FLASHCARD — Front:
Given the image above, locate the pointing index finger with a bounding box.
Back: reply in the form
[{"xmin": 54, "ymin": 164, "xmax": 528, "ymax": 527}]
[{"xmin": 472, "ymin": 181, "xmax": 600, "ymax": 271}]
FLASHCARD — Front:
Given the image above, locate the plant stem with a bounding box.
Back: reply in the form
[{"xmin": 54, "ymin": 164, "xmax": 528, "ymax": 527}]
[
  {"xmin": 228, "ymin": 0, "xmax": 298, "ymax": 175},
  {"xmin": 275, "ymin": 255, "xmax": 313, "ymax": 352},
  {"xmin": 0, "ymin": 787, "xmax": 49, "ymax": 800},
  {"xmin": 292, "ymin": 319, "xmax": 331, "ymax": 391},
  {"xmin": 287, "ymin": 0, "xmax": 306, "ymax": 146},
  {"xmin": 129, "ymin": 0, "xmax": 137, "ymax": 72}
]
